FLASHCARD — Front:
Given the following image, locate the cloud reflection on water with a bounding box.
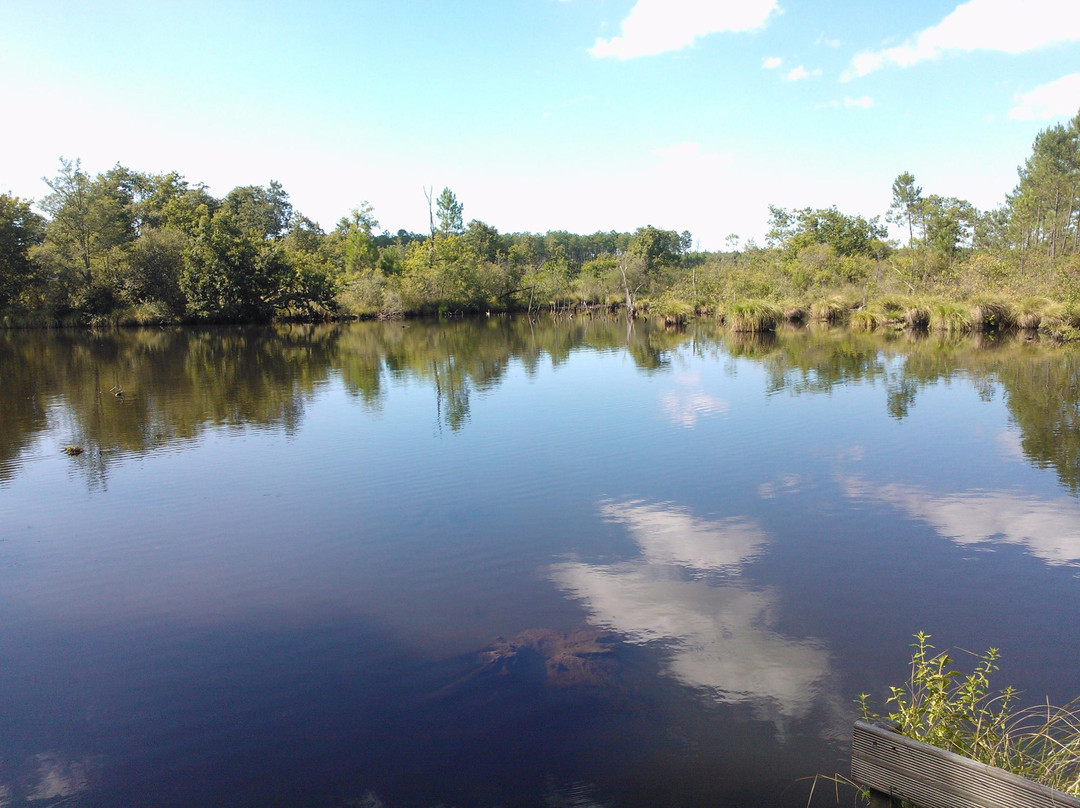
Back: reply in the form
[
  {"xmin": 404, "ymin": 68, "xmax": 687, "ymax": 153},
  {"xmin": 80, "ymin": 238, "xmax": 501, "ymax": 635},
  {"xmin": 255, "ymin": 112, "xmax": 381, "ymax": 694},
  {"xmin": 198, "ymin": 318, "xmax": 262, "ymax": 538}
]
[
  {"xmin": 550, "ymin": 500, "xmax": 832, "ymax": 723},
  {"xmin": 841, "ymin": 476, "xmax": 1080, "ymax": 567},
  {"xmin": 658, "ymin": 372, "xmax": 729, "ymax": 428}
]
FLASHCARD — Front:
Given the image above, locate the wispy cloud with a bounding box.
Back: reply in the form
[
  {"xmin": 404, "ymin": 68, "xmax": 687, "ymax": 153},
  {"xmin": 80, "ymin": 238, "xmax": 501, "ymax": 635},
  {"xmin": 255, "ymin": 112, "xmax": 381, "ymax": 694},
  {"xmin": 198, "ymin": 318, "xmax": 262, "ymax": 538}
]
[
  {"xmin": 844, "ymin": 95, "xmax": 874, "ymax": 109},
  {"xmin": 1008, "ymin": 73, "xmax": 1080, "ymax": 120},
  {"xmin": 841, "ymin": 476, "xmax": 1080, "ymax": 567},
  {"xmin": 843, "ymin": 0, "xmax": 1080, "ymax": 80},
  {"xmin": 783, "ymin": 65, "xmax": 822, "ymax": 81},
  {"xmin": 590, "ymin": 0, "xmax": 778, "ymax": 59},
  {"xmin": 762, "ymin": 55, "xmax": 783, "ymax": 69}
]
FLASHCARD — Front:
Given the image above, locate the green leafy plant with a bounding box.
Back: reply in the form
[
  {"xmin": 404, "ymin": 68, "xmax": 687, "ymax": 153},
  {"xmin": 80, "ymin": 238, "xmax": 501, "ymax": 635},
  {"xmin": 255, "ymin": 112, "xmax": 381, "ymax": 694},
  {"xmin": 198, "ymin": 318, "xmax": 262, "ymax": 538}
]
[{"xmin": 859, "ymin": 632, "xmax": 1080, "ymax": 797}]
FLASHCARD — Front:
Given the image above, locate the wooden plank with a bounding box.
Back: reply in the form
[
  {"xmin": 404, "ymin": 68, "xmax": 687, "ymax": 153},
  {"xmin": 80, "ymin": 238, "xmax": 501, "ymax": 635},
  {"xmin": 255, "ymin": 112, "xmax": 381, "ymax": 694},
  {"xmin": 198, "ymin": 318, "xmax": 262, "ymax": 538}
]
[{"xmin": 851, "ymin": 720, "xmax": 1080, "ymax": 808}]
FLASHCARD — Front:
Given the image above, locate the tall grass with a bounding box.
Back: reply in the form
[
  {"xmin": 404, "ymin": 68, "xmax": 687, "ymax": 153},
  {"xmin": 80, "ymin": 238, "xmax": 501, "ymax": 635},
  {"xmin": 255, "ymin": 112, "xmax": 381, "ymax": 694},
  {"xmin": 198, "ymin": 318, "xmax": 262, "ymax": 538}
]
[
  {"xmin": 849, "ymin": 309, "xmax": 882, "ymax": 332},
  {"xmin": 969, "ymin": 298, "xmax": 1015, "ymax": 331},
  {"xmin": 929, "ymin": 300, "xmax": 974, "ymax": 333},
  {"xmin": 652, "ymin": 294, "xmax": 695, "ymax": 326},
  {"xmin": 728, "ymin": 300, "xmax": 782, "ymax": 332},
  {"xmin": 859, "ymin": 632, "xmax": 1080, "ymax": 797},
  {"xmin": 810, "ymin": 296, "xmax": 850, "ymax": 323},
  {"xmin": 1014, "ymin": 298, "xmax": 1054, "ymax": 330}
]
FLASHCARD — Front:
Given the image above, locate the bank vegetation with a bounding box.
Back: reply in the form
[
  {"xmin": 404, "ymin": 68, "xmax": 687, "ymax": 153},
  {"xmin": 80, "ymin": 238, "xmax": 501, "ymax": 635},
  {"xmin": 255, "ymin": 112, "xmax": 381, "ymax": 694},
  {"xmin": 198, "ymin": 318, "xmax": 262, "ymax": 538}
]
[{"xmin": 2, "ymin": 112, "xmax": 1079, "ymax": 336}]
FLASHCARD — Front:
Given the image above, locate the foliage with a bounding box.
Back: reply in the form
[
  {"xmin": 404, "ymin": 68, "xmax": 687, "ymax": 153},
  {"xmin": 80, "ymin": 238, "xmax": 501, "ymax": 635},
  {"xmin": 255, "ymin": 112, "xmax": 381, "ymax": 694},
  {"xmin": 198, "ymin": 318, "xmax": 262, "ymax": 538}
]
[
  {"xmin": 0, "ymin": 193, "xmax": 45, "ymax": 310},
  {"xmin": 3, "ymin": 111, "xmax": 1080, "ymax": 324},
  {"xmin": 768, "ymin": 204, "xmax": 888, "ymax": 258},
  {"xmin": 436, "ymin": 187, "xmax": 464, "ymax": 236},
  {"xmin": 859, "ymin": 632, "xmax": 1080, "ymax": 797}
]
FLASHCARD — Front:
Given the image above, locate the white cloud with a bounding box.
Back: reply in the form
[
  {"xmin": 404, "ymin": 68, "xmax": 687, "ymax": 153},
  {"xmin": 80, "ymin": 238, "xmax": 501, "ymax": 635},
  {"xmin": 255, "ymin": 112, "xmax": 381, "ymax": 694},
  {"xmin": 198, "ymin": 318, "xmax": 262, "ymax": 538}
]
[
  {"xmin": 1008, "ymin": 73, "xmax": 1080, "ymax": 120},
  {"xmin": 763, "ymin": 56, "xmax": 783, "ymax": 69},
  {"xmin": 783, "ymin": 65, "xmax": 821, "ymax": 81},
  {"xmin": 590, "ymin": 0, "xmax": 778, "ymax": 59},
  {"xmin": 844, "ymin": 95, "xmax": 875, "ymax": 109},
  {"xmin": 844, "ymin": 0, "xmax": 1080, "ymax": 80}
]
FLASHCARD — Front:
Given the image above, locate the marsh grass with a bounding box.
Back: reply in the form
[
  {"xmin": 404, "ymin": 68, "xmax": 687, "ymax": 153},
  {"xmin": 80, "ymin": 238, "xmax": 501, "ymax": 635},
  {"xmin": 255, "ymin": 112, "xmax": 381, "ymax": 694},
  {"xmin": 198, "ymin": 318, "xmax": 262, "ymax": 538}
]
[
  {"xmin": 903, "ymin": 302, "xmax": 931, "ymax": 330},
  {"xmin": 929, "ymin": 300, "xmax": 974, "ymax": 333},
  {"xmin": 849, "ymin": 309, "xmax": 882, "ymax": 332},
  {"xmin": 783, "ymin": 304, "xmax": 809, "ymax": 323},
  {"xmin": 810, "ymin": 296, "xmax": 850, "ymax": 323},
  {"xmin": 969, "ymin": 298, "xmax": 1015, "ymax": 331},
  {"xmin": 1014, "ymin": 298, "xmax": 1054, "ymax": 330},
  {"xmin": 728, "ymin": 300, "xmax": 782, "ymax": 332},
  {"xmin": 652, "ymin": 294, "xmax": 694, "ymax": 326},
  {"xmin": 859, "ymin": 632, "xmax": 1080, "ymax": 798}
]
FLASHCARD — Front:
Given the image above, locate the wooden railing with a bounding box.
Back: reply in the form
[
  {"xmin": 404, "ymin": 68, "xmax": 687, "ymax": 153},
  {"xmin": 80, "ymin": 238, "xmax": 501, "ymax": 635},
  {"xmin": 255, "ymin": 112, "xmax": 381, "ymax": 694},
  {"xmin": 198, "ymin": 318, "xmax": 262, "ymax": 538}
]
[{"xmin": 851, "ymin": 720, "xmax": 1080, "ymax": 808}]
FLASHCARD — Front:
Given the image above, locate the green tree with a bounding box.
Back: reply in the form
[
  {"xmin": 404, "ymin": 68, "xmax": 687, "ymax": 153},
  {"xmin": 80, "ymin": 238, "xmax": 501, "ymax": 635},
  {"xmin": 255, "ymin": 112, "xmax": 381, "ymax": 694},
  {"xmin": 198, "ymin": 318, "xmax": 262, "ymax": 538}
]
[
  {"xmin": 0, "ymin": 194, "xmax": 45, "ymax": 311},
  {"xmin": 124, "ymin": 226, "xmax": 188, "ymax": 315},
  {"xmin": 888, "ymin": 172, "xmax": 925, "ymax": 291},
  {"xmin": 180, "ymin": 195, "xmax": 295, "ymax": 321},
  {"xmin": 1007, "ymin": 110, "xmax": 1080, "ymax": 263},
  {"xmin": 436, "ymin": 187, "xmax": 464, "ymax": 236},
  {"xmin": 767, "ymin": 205, "xmax": 887, "ymax": 258}
]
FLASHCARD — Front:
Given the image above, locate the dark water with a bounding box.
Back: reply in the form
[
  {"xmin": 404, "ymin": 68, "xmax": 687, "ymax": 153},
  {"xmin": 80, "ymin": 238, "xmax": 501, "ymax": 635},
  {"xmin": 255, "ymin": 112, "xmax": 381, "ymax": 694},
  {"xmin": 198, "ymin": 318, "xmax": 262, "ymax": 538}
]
[{"xmin": 1, "ymin": 318, "xmax": 1079, "ymax": 808}]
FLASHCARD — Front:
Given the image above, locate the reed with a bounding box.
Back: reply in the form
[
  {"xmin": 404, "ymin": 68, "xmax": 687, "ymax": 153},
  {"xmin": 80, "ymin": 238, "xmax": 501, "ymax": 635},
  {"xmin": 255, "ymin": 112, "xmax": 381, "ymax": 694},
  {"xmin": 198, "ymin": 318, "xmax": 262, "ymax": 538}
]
[{"xmin": 728, "ymin": 300, "xmax": 782, "ymax": 332}]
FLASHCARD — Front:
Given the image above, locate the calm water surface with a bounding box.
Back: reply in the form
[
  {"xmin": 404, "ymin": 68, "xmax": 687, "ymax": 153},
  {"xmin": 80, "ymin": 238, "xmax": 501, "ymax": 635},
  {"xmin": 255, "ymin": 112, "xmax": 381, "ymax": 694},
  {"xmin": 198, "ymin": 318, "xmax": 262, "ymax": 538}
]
[{"xmin": 1, "ymin": 318, "xmax": 1079, "ymax": 807}]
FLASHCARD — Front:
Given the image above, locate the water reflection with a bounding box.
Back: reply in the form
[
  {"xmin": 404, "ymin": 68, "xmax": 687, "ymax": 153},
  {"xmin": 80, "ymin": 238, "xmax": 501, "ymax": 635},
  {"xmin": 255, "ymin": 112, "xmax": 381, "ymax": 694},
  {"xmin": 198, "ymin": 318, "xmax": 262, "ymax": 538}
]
[
  {"xmin": 659, "ymin": 372, "xmax": 729, "ymax": 428},
  {"xmin": 0, "ymin": 751, "xmax": 98, "ymax": 807},
  {"xmin": 551, "ymin": 500, "xmax": 832, "ymax": 725},
  {"xmin": 4, "ymin": 321, "xmax": 1080, "ymax": 495},
  {"xmin": 842, "ymin": 476, "xmax": 1080, "ymax": 567},
  {"xmin": 0, "ymin": 318, "xmax": 687, "ymax": 485}
]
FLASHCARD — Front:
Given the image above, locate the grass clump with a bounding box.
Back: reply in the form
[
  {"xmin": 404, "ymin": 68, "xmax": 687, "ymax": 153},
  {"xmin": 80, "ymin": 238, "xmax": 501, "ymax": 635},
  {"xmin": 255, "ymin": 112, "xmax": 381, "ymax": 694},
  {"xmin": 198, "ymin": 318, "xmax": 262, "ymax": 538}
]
[
  {"xmin": 1014, "ymin": 298, "xmax": 1054, "ymax": 330},
  {"xmin": 849, "ymin": 308, "xmax": 882, "ymax": 332},
  {"xmin": 652, "ymin": 294, "xmax": 695, "ymax": 326},
  {"xmin": 859, "ymin": 632, "xmax": 1080, "ymax": 797},
  {"xmin": 1040, "ymin": 303, "xmax": 1080, "ymax": 341},
  {"xmin": 929, "ymin": 300, "xmax": 974, "ymax": 333},
  {"xmin": 728, "ymin": 300, "xmax": 782, "ymax": 332},
  {"xmin": 810, "ymin": 296, "xmax": 850, "ymax": 323},
  {"xmin": 969, "ymin": 298, "xmax": 1015, "ymax": 332},
  {"xmin": 783, "ymin": 304, "xmax": 808, "ymax": 323},
  {"xmin": 903, "ymin": 301, "xmax": 931, "ymax": 330}
]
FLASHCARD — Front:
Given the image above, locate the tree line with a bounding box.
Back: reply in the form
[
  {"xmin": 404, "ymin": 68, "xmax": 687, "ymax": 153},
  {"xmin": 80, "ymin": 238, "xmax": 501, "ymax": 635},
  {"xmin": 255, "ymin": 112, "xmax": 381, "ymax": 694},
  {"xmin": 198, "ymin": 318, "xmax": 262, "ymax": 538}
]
[{"xmin": 1, "ymin": 109, "xmax": 1078, "ymax": 326}]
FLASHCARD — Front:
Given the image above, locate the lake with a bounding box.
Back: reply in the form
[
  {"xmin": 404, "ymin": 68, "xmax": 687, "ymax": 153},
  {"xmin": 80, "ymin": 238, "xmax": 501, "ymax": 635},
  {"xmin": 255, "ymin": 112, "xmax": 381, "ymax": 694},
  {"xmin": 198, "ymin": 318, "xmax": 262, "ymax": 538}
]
[{"xmin": 1, "ymin": 317, "xmax": 1079, "ymax": 808}]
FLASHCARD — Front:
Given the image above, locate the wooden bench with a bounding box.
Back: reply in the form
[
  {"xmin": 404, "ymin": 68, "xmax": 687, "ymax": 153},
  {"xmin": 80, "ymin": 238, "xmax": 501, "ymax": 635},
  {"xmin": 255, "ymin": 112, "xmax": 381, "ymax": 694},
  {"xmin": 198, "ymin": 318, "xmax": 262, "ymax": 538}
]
[{"xmin": 851, "ymin": 719, "xmax": 1080, "ymax": 808}]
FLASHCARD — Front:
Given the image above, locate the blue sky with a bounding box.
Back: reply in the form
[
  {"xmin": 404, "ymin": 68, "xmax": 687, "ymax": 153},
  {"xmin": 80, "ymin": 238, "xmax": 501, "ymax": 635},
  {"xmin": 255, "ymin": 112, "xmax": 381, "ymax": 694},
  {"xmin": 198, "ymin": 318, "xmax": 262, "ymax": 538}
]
[{"xmin": 1, "ymin": 0, "xmax": 1078, "ymax": 248}]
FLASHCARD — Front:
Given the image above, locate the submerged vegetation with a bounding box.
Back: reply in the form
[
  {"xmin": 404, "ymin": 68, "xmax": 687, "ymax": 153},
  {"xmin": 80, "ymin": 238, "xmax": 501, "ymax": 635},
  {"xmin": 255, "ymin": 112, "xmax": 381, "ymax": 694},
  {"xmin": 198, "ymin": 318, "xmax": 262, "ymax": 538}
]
[
  {"xmin": 859, "ymin": 633, "xmax": 1080, "ymax": 797},
  {"xmin": 1, "ymin": 111, "xmax": 1079, "ymax": 330}
]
